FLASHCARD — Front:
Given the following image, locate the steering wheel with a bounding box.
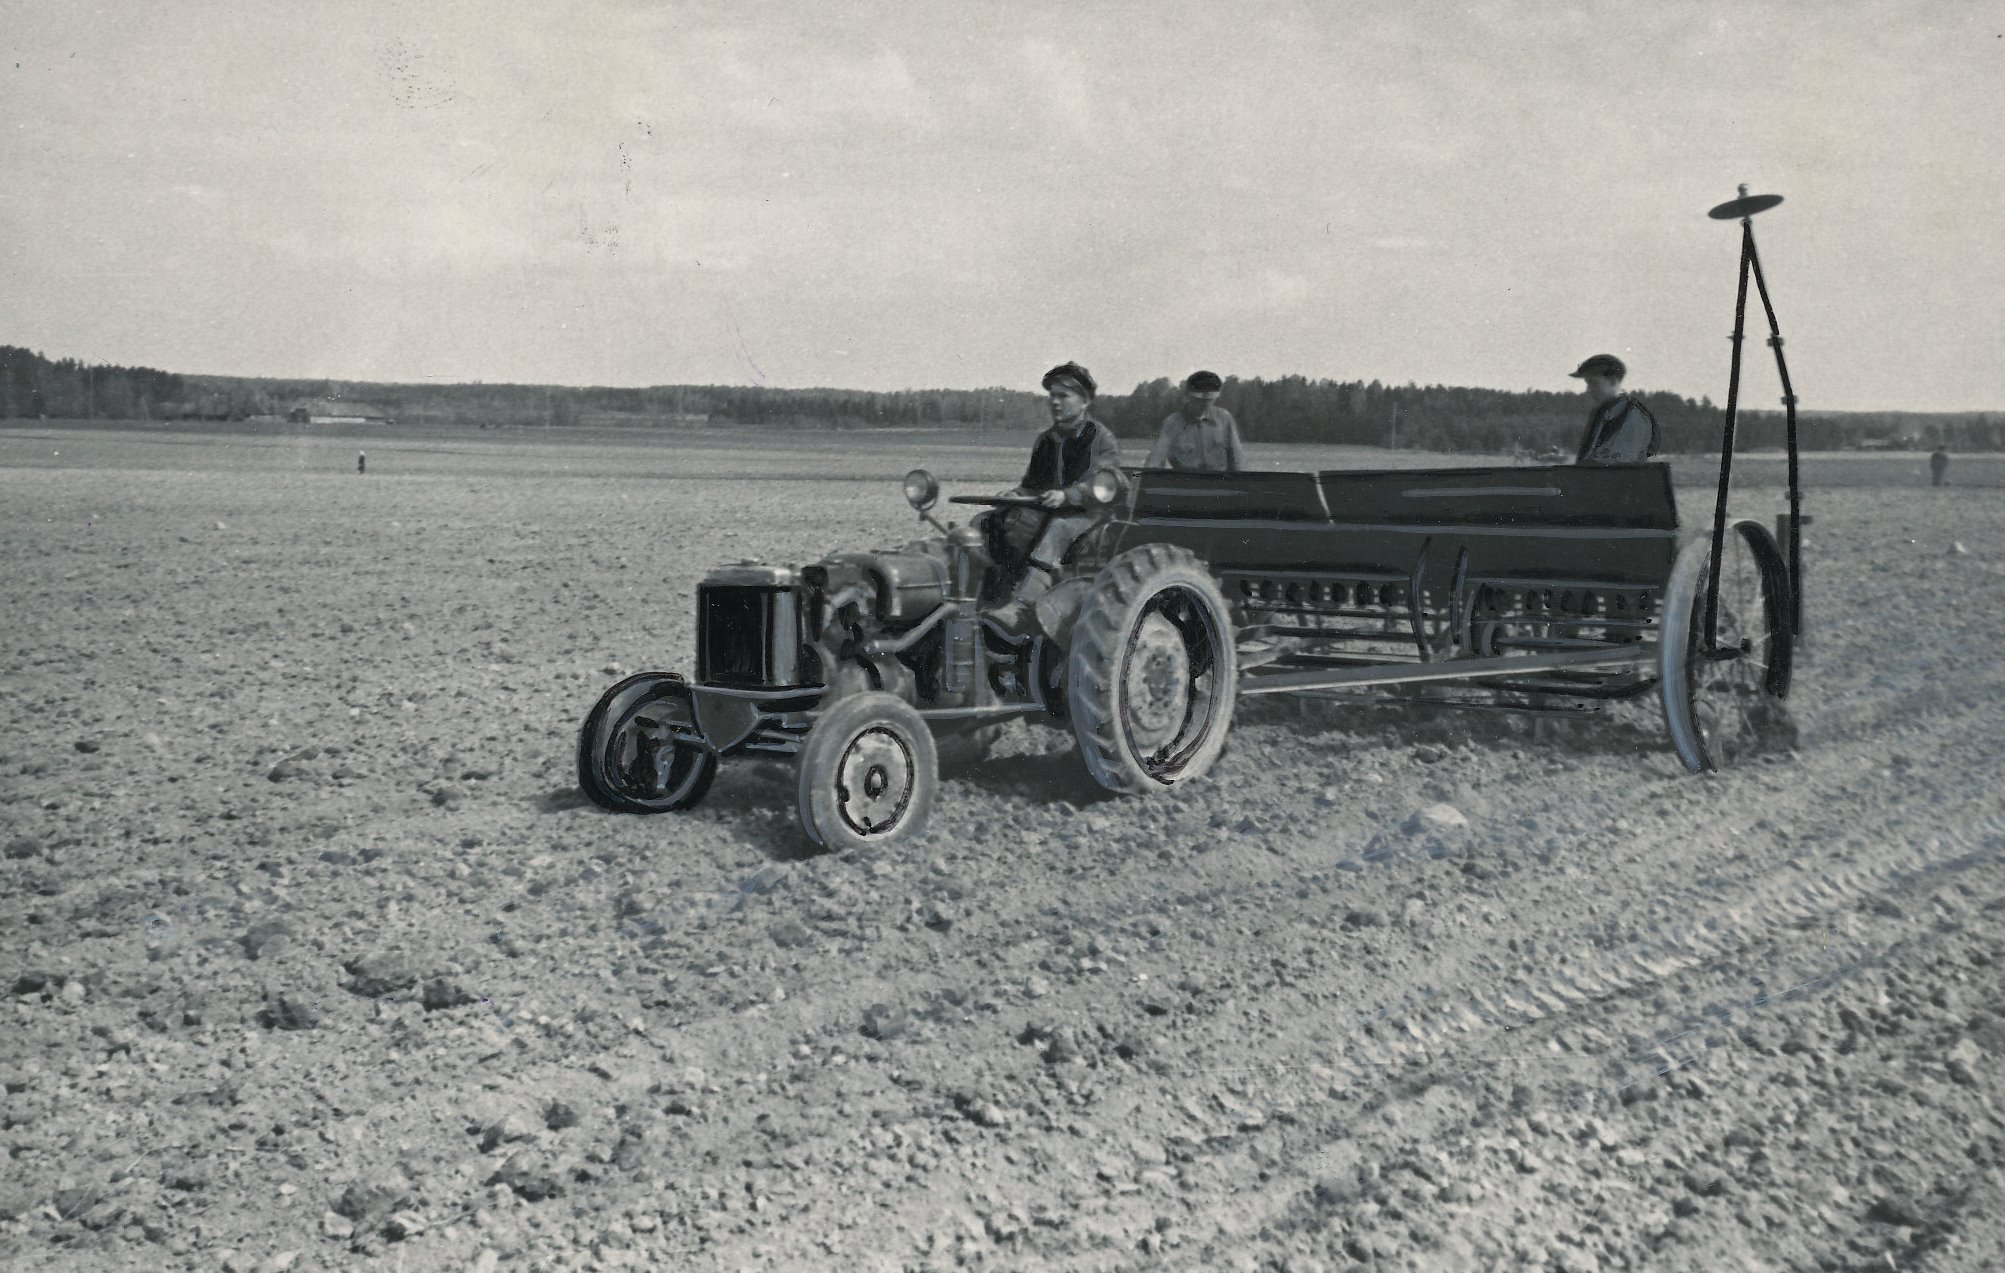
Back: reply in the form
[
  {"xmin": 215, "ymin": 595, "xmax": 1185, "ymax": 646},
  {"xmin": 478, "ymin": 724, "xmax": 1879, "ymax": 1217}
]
[{"xmin": 948, "ymin": 495, "xmax": 1051, "ymax": 509}]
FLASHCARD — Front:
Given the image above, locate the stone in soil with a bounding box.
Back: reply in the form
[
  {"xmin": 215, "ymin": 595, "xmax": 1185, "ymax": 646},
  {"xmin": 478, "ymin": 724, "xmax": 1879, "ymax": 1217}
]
[
  {"xmin": 1404, "ymin": 802, "xmax": 1469, "ymax": 835},
  {"xmin": 0, "ymin": 1187, "xmax": 41, "ymax": 1221},
  {"xmin": 333, "ymin": 1176, "xmax": 413, "ymax": 1227},
  {"xmin": 240, "ymin": 919, "xmax": 297, "ymax": 960},
  {"xmin": 489, "ymin": 1150, "xmax": 565, "ymax": 1201},
  {"xmin": 1868, "ymin": 1193, "xmax": 1927, "ymax": 1228},
  {"xmin": 422, "ymin": 975, "xmax": 476, "ymax": 1011},
  {"xmin": 480, "ymin": 1113, "xmax": 540, "ymax": 1153},
  {"xmin": 862, "ymin": 1002, "xmax": 909, "ymax": 1040},
  {"xmin": 543, "ymin": 1100, "xmax": 581, "ymax": 1131},
  {"xmin": 770, "ymin": 919, "xmax": 813, "ymax": 948},
  {"xmin": 13, "ymin": 969, "xmax": 63, "ymax": 995},
  {"xmin": 343, "ymin": 951, "xmax": 418, "ymax": 997},
  {"xmin": 259, "ymin": 993, "xmax": 322, "ymax": 1031}
]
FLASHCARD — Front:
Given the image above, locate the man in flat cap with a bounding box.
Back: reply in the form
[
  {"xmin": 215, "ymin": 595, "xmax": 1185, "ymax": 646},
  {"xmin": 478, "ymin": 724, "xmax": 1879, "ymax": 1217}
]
[
  {"xmin": 1570, "ymin": 354, "xmax": 1658, "ymax": 465},
  {"xmin": 1146, "ymin": 370, "xmax": 1247, "ymax": 471},
  {"xmin": 979, "ymin": 361, "xmax": 1121, "ymax": 629}
]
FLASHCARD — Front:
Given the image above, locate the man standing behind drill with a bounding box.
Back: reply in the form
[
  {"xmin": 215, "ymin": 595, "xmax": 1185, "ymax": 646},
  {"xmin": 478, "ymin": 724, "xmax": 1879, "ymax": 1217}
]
[
  {"xmin": 1569, "ymin": 353, "xmax": 1657, "ymax": 465},
  {"xmin": 1146, "ymin": 370, "xmax": 1246, "ymax": 471}
]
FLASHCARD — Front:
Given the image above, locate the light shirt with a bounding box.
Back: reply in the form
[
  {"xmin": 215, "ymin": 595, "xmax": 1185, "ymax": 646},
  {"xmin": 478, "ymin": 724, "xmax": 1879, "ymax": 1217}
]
[{"xmin": 1146, "ymin": 406, "xmax": 1246, "ymax": 471}]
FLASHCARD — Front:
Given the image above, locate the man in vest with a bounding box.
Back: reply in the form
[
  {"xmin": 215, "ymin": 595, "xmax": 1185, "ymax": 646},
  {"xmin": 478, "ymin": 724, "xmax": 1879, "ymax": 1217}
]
[
  {"xmin": 1146, "ymin": 370, "xmax": 1246, "ymax": 471},
  {"xmin": 1570, "ymin": 353, "xmax": 1658, "ymax": 465},
  {"xmin": 980, "ymin": 361, "xmax": 1120, "ymax": 631}
]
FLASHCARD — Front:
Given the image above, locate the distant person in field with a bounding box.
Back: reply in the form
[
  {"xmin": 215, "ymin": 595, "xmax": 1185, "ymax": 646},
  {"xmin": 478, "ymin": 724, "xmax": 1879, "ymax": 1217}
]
[
  {"xmin": 1931, "ymin": 446, "xmax": 1950, "ymax": 486},
  {"xmin": 357, "ymin": 450, "xmax": 366, "ymax": 475},
  {"xmin": 979, "ymin": 361, "xmax": 1120, "ymax": 631},
  {"xmin": 1569, "ymin": 353, "xmax": 1658, "ymax": 465},
  {"xmin": 1146, "ymin": 370, "xmax": 1246, "ymax": 471}
]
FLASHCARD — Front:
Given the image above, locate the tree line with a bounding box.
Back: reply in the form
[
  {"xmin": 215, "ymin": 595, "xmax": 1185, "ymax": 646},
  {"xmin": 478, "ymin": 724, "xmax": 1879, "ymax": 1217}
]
[
  {"xmin": 4, "ymin": 345, "xmax": 2000, "ymax": 452},
  {"xmin": 0, "ymin": 346, "xmax": 188, "ymax": 421}
]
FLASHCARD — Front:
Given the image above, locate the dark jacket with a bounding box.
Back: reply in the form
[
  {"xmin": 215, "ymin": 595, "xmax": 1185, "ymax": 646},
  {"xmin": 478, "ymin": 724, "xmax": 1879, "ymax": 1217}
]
[
  {"xmin": 1018, "ymin": 418, "xmax": 1120, "ymax": 502},
  {"xmin": 1575, "ymin": 394, "xmax": 1658, "ymax": 465}
]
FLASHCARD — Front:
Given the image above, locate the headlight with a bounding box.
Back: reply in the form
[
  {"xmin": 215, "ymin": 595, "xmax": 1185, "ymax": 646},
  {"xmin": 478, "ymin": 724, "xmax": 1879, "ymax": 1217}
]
[
  {"xmin": 903, "ymin": 469, "xmax": 939, "ymax": 510},
  {"xmin": 1085, "ymin": 466, "xmax": 1126, "ymax": 508}
]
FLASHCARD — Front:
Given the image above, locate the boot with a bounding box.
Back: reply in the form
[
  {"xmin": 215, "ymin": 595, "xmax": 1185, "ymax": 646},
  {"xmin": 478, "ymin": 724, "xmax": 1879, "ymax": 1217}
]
[{"xmin": 983, "ymin": 559, "xmax": 1058, "ymax": 640}]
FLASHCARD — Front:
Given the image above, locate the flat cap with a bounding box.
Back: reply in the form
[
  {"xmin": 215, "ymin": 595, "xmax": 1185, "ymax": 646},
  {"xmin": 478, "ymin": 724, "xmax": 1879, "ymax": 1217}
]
[
  {"xmin": 1569, "ymin": 353, "xmax": 1627, "ymax": 380},
  {"xmin": 1041, "ymin": 361, "xmax": 1097, "ymax": 399},
  {"xmin": 1184, "ymin": 370, "xmax": 1223, "ymax": 393}
]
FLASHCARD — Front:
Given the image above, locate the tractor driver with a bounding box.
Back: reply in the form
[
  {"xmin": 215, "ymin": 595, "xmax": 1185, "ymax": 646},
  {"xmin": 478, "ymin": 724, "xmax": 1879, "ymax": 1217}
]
[{"xmin": 979, "ymin": 360, "xmax": 1121, "ymax": 632}]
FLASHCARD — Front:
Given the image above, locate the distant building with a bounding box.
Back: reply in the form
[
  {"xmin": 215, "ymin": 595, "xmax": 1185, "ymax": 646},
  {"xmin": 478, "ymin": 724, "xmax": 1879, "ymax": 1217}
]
[{"xmin": 288, "ymin": 399, "xmax": 394, "ymax": 426}]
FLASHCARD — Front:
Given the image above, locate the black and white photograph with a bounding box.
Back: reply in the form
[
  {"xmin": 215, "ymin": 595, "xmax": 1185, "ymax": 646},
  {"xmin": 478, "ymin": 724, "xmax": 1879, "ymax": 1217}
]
[{"xmin": 4, "ymin": 2, "xmax": 2004, "ymax": 1270}]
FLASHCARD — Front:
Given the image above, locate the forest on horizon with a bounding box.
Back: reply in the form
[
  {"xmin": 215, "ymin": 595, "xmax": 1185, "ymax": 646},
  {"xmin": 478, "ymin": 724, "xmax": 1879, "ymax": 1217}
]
[{"xmin": 4, "ymin": 344, "xmax": 2001, "ymax": 454}]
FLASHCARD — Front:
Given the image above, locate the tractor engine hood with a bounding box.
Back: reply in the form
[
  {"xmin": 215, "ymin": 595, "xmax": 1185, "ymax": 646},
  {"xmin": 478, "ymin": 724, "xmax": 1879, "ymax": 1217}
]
[{"xmin": 806, "ymin": 549, "xmax": 950, "ymax": 625}]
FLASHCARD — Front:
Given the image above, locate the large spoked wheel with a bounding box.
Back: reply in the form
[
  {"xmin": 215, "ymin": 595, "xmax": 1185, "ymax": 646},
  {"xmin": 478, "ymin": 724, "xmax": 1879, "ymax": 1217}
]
[
  {"xmin": 577, "ymin": 673, "xmax": 718, "ymax": 812},
  {"xmin": 1660, "ymin": 519, "xmax": 1796, "ymax": 773},
  {"xmin": 1068, "ymin": 543, "xmax": 1237, "ymax": 795},
  {"xmin": 797, "ymin": 692, "xmax": 938, "ymax": 852}
]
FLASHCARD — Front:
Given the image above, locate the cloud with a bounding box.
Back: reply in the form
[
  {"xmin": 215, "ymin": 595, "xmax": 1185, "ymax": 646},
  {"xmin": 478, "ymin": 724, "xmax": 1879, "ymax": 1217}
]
[
  {"xmin": 1260, "ymin": 269, "xmax": 1312, "ymax": 307},
  {"xmin": 1016, "ymin": 38, "xmax": 1094, "ymax": 139},
  {"xmin": 709, "ymin": 44, "xmax": 933, "ymax": 135}
]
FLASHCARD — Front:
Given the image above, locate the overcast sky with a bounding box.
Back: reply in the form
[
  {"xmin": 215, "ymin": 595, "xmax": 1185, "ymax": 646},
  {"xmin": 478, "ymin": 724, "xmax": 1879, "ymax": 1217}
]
[{"xmin": 4, "ymin": 1, "xmax": 2000, "ymax": 411}]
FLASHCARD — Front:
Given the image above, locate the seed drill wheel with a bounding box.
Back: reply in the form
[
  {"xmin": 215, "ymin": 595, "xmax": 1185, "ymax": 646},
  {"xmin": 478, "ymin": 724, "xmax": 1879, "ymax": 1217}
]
[
  {"xmin": 1659, "ymin": 519, "xmax": 1796, "ymax": 773},
  {"xmin": 797, "ymin": 691, "xmax": 938, "ymax": 852},
  {"xmin": 1067, "ymin": 543, "xmax": 1238, "ymax": 795},
  {"xmin": 577, "ymin": 673, "xmax": 718, "ymax": 812}
]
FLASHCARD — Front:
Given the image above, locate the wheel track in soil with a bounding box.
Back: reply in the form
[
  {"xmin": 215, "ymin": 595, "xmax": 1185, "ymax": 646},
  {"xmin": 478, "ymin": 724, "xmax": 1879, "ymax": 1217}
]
[
  {"xmin": 721, "ymin": 641, "xmax": 1988, "ymax": 1242},
  {"xmin": 523, "ymin": 668, "xmax": 1956, "ymax": 1037},
  {"xmin": 452, "ymin": 657, "xmax": 2005, "ymax": 1268},
  {"xmin": 623, "ymin": 657, "xmax": 2000, "ymax": 1059},
  {"xmin": 1018, "ymin": 678, "xmax": 2005, "ymax": 1266},
  {"xmin": 101, "ymin": 645, "xmax": 1996, "ymax": 1122},
  {"xmin": 74, "ymin": 745, "xmax": 1956, "ymax": 1266},
  {"xmin": 1184, "ymin": 858, "xmax": 2005, "ymax": 1273},
  {"xmin": 9, "ymin": 450, "xmax": 2002, "ymax": 1269},
  {"xmin": 34, "ymin": 511, "xmax": 1979, "ymax": 1266},
  {"xmin": 642, "ymin": 834, "xmax": 2005, "ymax": 1273},
  {"xmin": 926, "ymin": 819, "xmax": 2005, "ymax": 1272}
]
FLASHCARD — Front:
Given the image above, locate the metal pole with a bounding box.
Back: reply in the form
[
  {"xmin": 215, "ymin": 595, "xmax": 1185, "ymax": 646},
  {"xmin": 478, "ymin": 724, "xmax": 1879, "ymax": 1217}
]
[
  {"xmin": 1744, "ymin": 232, "xmax": 1804, "ymax": 640},
  {"xmin": 1705, "ymin": 218, "xmax": 1753, "ymax": 652}
]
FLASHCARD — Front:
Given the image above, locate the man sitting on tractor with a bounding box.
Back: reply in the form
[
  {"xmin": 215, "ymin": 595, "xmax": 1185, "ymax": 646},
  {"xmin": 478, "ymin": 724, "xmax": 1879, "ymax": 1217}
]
[{"xmin": 979, "ymin": 361, "xmax": 1121, "ymax": 633}]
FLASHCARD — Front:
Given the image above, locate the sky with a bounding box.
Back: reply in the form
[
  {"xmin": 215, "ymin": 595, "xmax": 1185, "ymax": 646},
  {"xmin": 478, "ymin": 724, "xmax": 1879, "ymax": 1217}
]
[{"xmin": 3, "ymin": 0, "xmax": 2001, "ymax": 411}]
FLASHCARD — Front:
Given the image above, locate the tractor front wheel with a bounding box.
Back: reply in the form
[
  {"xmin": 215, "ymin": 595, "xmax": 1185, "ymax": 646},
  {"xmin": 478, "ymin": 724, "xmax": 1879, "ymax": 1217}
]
[
  {"xmin": 797, "ymin": 692, "xmax": 939, "ymax": 852},
  {"xmin": 577, "ymin": 674, "xmax": 717, "ymax": 813}
]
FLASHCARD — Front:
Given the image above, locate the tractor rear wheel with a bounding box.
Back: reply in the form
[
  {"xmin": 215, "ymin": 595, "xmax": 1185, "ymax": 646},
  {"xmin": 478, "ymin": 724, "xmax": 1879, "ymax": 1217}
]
[{"xmin": 1067, "ymin": 543, "xmax": 1237, "ymax": 795}]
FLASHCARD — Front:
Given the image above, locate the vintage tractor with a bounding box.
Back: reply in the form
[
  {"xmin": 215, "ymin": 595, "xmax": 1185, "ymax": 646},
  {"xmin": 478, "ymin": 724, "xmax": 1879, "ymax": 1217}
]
[
  {"xmin": 581, "ymin": 190, "xmax": 1807, "ymax": 851},
  {"xmin": 575, "ymin": 465, "xmax": 1239, "ymax": 851}
]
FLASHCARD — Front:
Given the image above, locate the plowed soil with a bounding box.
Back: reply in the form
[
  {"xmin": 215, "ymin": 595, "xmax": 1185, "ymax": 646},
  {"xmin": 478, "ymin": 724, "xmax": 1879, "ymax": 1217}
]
[{"xmin": 5, "ymin": 423, "xmax": 2004, "ymax": 1273}]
